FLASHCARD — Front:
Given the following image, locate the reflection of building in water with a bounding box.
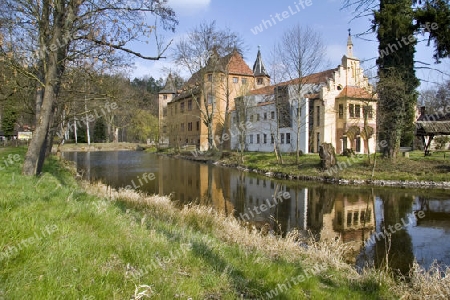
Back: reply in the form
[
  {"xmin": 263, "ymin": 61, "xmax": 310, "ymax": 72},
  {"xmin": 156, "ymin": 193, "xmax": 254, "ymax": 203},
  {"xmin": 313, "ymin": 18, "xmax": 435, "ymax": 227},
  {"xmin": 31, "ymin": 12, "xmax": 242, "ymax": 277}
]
[
  {"xmin": 413, "ymin": 196, "xmax": 450, "ymax": 224},
  {"xmin": 157, "ymin": 157, "xmax": 234, "ymax": 214},
  {"xmin": 308, "ymin": 187, "xmax": 375, "ymax": 254},
  {"xmin": 230, "ymin": 174, "xmax": 308, "ymax": 233},
  {"xmin": 333, "ymin": 192, "xmax": 375, "ymax": 251}
]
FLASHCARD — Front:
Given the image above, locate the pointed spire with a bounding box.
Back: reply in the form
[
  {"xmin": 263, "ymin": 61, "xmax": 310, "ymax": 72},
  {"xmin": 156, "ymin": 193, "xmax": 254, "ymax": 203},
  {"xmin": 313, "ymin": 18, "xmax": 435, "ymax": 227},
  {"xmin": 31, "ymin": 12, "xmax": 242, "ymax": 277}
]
[
  {"xmin": 347, "ymin": 29, "xmax": 353, "ymax": 57},
  {"xmin": 160, "ymin": 73, "xmax": 176, "ymax": 94},
  {"xmin": 253, "ymin": 46, "xmax": 269, "ymax": 77}
]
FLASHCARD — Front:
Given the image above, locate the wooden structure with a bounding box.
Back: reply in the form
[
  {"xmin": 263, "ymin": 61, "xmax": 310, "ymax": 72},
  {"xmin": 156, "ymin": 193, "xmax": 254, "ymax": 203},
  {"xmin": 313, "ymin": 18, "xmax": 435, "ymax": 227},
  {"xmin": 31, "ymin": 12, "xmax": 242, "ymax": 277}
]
[{"xmin": 415, "ymin": 108, "xmax": 450, "ymax": 155}]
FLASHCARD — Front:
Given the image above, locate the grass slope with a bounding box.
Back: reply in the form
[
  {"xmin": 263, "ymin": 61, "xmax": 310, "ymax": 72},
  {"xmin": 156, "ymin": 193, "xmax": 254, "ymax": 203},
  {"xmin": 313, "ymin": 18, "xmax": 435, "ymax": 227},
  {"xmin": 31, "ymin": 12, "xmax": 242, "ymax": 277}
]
[{"xmin": 0, "ymin": 147, "xmax": 447, "ymax": 299}]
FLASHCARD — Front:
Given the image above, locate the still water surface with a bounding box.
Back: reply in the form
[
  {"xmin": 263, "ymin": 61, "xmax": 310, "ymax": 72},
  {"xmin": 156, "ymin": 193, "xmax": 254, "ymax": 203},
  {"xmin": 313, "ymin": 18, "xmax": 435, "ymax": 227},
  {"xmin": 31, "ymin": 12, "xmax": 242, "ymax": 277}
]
[{"xmin": 62, "ymin": 151, "xmax": 450, "ymax": 273}]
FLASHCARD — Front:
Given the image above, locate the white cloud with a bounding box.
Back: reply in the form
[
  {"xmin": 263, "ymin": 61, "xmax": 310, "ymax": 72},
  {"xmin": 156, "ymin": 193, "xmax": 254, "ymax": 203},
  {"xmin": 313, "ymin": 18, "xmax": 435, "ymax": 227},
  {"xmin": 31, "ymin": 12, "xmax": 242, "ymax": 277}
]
[{"xmin": 168, "ymin": 0, "xmax": 211, "ymax": 16}]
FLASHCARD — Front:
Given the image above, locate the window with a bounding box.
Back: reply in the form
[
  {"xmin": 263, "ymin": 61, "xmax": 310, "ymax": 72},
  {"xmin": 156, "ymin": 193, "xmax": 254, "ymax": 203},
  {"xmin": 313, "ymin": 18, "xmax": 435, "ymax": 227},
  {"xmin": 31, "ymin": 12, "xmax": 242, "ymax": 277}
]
[
  {"xmin": 233, "ymin": 77, "xmax": 238, "ymax": 83},
  {"xmin": 257, "ymin": 78, "xmax": 263, "ymax": 85},
  {"xmin": 356, "ymin": 137, "xmax": 361, "ymax": 152},
  {"xmin": 271, "ymin": 111, "xmax": 275, "ymax": 119},
  {"xmin": 355, "ymin": 105, "xmax": 361, "ymax": 118},
  {"xmin": 207, "ymin": 74, "xmax": 212, "ymax": 82},
  {"xmin": 180, "ymin": 102, "xmax": 185, "ymax": 112},
  {"xmin": 163, "ymin": 107, "xmax": 167, "ymax": 117},
  {"xmin": 232, "ymin": 116, "xmax": 236, "ymax": 123},
  {"xmin": 347, "ymin": 212, "xmax": 352, "ymax": 226},
  {"xmin": 337, "ymin": 212, "xmax": 343, "ymax": 225},
  {"xmin": 263, "ymin": 134, "xmax": 267, "ymax": 144},
  {"xmin": 188, "ymin": 100, "xmax": 192, "ymax": 111},
  {"xmin": 207, "ymin": 93, "xmax": 215, "ymax": 105},
  {"xmin": 163, "ymin": 94, "xmax": 167, "ymax": 100},
  {"xmin": 364, "ymin": 105, "xmax": 373, "ymax": 119},
  {"xmin": 256, "ymin": 114, "xmax": 260, "ymax": 121},
  {"xmin": 185, "ymin": 139, "xmax": 189, "ymax": 144},
  {"xmin": 271, "ymin": 134, "xmax": 274, "ymax": 144},
  {"xmin": 250, "ymin": 115, "xmax": 254, "ymax": 122},
  {"xmin": 349, "ymin": 104, "xmax": 355, "ymax": 118},
  {"xmin": 188, "ymin": 122, "xmax": 193, "ymax": 131},
  {"xmin": 286, "ymin": 133, "xmax": 291, "ymax": 144},
  {"xmin": 256, "ymin": 134, "xmax": 260, "ymax": 144},
  {"xmin": 280, "ymin": 133, "xmax": 285, "ymax": 144},
  {"xmin": 316, "ymin": 132, "xmax": 320, "ymax": 152},
  {"xmin": 242, "ymin": 78, "xmax": 247, "ymax": 84},
  {"xmin": 316, "ymin": 106, "xmax": 320, "ymax": 126},
  {"xmin": 249, "ymin": 135, "xmax": 253, "ymax": 144},
  {"xmin": 264, "ymin": 112, "xmax": 267, "ymax": 120},
  {"xmin": 338, "ymin": 104, "xmax": 344, "ymax": 119},
  {"xmin": 196, "ymin": 121, "xmax": 200, "ymax": 131},
  {"xmin": 181, "ymin": 123, "xmax": 185, "ymax": 131},
  {"xmin": 353, "ymin": 211, "xmax": 359, "ymax": 225}
]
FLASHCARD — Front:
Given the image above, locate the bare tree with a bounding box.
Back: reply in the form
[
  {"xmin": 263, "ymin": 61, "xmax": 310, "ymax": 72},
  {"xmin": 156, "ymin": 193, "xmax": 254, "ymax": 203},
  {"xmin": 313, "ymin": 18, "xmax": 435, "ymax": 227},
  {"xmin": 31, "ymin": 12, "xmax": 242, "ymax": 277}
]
[
  {"xmin": 173, "ymin": 21, "xmax": 245, "ymax": 151},
  {"xmin": 274, "ymin": 24, "xmax": 327, "ymax": 164},
  {"xmin": 0, "ymin": 0, "xmax": 177, "ymax": 175}
]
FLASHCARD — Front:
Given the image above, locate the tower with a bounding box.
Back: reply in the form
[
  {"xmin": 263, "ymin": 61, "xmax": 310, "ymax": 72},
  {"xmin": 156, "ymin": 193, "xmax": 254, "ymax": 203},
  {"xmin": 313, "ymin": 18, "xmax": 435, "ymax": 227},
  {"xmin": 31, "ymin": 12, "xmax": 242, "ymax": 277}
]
[
  {"xmin": 347, "ymin": 29, "xmax": 353, "ymax": 57},
  {"xmin": 158, "ymin": 73, "xmax": 177, "ymax": 144},
  {"xmin": 252, "ymin": 46, "xmax": 270, "ymax": 88}
]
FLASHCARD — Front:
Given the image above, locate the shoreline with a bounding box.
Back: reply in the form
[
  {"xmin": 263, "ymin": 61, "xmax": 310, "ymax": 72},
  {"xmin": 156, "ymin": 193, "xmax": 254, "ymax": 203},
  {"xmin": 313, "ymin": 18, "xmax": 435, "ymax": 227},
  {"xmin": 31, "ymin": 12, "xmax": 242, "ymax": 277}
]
[
  {"xmin": 56, "ymin": 142, "xmax": 146, "ymax": 152},
  {"xmin": 56, "ymin": 144, "xmax": 450, "ymax": 189},
  {"xmin": 165, "ymin": 153, "xmax": 450, "ymax": 189}
]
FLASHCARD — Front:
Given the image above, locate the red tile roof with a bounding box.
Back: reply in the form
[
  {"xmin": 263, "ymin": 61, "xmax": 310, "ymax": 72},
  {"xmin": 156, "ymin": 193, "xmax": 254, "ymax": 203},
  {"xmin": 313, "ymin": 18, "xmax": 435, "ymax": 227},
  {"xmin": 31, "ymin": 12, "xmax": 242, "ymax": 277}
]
[
  {"xmin": 227, "ymin": 51, "xmax": 254, "ymax": 76},
  {"xmin": 249, "ymin": 85, "xmax": 274, "ymax": 95},
  {"xmin": 178, "ymin": 51, "xmax": 253, "ymax": 95},
  {"xmin": 249, "ymin": 68, "xmax": 338, "ymax": 96},
  {"xmin": 336, "ymin": 86, "xmax": 375, "ymax": 100}
]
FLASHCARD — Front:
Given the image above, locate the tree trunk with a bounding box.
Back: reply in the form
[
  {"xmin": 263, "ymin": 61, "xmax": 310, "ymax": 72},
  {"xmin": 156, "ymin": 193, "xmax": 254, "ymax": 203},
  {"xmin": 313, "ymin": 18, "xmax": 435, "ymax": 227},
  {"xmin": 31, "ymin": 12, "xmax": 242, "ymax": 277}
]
[
  {"xmin": 114, "ymin": 127, "xmax": 119, "ymax": 143},
  {"xmin": 23, "ymin": 71, "xmax": 57, "ymax": 175},
  {"xmin": 22, "ymin": 6, "xmax": 65, "ymax": 176},
  {"xmin": 74, "ymin": 118, "xmax": 78, "ymax": 144}
]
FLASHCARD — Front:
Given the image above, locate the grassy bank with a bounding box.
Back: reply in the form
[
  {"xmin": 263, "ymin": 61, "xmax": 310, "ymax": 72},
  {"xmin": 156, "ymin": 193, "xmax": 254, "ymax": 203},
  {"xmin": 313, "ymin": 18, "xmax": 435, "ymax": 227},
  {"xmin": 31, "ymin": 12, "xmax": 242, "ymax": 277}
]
[
  {"xmin": 57, "ymin": 142, "xmax": 141, "ymax": 152},
  {"xmin": 1, "ymin": 147, "xmax": 448, "ymax": 299},
  {"xmin": 218, "ymin": 151, "xmax": 450, "ymax": 183}
]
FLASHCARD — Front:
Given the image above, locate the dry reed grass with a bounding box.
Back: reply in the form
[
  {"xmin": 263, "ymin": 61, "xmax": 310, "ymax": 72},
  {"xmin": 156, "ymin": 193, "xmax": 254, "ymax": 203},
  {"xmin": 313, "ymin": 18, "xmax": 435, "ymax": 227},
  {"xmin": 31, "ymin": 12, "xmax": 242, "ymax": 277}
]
[{"xmin": 82, "ymin": 181, "xmax": 449, "ymax": 299}]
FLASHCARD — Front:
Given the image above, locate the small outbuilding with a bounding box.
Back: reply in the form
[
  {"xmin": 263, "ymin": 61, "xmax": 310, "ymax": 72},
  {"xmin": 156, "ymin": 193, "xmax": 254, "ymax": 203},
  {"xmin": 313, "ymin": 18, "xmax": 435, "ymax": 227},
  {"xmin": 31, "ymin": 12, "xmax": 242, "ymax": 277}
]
[{"xmin": 415, "ymin": 107, "xmax": 450, "ymax": 155}]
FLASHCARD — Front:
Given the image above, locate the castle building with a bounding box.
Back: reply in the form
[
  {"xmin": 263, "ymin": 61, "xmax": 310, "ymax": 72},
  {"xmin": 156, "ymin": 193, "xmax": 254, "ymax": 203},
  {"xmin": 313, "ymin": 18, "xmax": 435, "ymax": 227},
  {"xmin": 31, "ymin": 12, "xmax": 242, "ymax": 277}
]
[
  {"xmin": 161, "ymin": 50, "xmax": 270, "ymax": 151},
  {"xmin": 230, "ymin": 33, "xmax": 377, "ymax": 154}
]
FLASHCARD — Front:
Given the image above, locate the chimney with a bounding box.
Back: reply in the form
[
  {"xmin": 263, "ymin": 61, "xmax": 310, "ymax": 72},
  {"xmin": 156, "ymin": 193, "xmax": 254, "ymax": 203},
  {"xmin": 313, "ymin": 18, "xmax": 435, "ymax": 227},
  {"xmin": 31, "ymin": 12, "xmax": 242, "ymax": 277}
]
[{"xmin": 420, "ymin": 106, "xmax": 426, "ymax": 116}]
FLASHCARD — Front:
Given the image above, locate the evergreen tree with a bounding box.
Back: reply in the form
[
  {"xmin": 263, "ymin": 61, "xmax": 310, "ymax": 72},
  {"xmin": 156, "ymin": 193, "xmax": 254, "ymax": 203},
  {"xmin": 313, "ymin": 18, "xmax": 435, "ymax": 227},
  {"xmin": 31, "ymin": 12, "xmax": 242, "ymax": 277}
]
[
  {"xmin": 1, "ymin": 102, "xmax": 17, "ymax": 136},
  {"xmin": 415, "ymin": 0, "xmax": 450, "ymax": 63},
  {"xmin": 93, "ymin": 118, "xmax": 107, "ymax": 143},
  {"xmin": 374, "ymin": 0, "xmax": 420, "ymax": 156}
]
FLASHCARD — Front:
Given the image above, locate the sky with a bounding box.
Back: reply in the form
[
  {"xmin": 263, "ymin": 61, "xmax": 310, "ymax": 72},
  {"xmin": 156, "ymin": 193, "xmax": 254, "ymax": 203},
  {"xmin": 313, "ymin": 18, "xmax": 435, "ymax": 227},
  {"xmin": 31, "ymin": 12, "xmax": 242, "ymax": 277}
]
[{"xmin": 130, "ymin": 0, "xmax": 449, "ymax": 91}]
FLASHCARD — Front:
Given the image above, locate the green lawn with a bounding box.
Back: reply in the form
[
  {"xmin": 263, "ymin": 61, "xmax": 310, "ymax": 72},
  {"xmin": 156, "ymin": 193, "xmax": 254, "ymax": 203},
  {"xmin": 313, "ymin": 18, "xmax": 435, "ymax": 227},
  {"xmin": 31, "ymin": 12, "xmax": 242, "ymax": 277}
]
[
  {"xmin": 0, "ymin": 147, "xmax": 446, "ymax": 299},
  {"xmin": 220, "ymin": 150, "xmax": 450, "ymax": 182}
]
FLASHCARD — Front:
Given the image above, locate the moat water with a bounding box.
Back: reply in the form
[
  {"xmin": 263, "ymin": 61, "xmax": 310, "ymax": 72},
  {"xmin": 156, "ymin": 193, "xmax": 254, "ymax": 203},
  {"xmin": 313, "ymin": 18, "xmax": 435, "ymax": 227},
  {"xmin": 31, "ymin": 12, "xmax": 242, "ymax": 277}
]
[{"xmin": 63, "ymin": 150, "xmax": 450, "ymax": 274}]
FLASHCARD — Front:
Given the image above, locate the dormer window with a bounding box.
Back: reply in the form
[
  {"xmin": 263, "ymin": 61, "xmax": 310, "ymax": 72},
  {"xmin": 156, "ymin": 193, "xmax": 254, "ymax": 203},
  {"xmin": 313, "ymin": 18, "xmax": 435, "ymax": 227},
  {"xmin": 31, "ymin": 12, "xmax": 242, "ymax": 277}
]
[
  {"xmin": 337, "ymin": 85, "xmax": 343, "ymax": 91},
  {"xmin": 257, "ymin": 78, "xmax": 263, "ymax": 85}
]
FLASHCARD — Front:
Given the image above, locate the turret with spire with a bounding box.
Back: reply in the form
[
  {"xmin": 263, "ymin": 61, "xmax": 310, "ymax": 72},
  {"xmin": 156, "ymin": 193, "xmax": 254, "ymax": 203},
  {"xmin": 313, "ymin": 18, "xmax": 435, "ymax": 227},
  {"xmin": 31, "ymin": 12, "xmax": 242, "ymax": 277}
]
[
  {"xmin": 252, "ymin": 46, "xmax": 270, "ymax": 87},
  {"xmin": 347, "ymin": 29, "xmax": 353, "ymax": 57}
]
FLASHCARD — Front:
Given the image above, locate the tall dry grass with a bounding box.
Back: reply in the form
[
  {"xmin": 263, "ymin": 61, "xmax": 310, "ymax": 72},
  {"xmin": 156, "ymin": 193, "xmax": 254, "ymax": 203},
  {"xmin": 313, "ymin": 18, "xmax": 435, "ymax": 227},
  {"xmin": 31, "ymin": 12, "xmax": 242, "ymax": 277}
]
[{"xmin": 84, "ymin": 181, "xmax": 449, "ymax": 299}]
